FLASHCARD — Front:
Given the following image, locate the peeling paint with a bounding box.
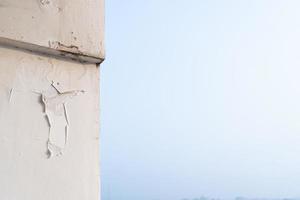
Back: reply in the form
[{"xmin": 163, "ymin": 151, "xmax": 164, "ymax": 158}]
[
  {"xmin": 49, "ymin": 41, "xmax": 83, "ymax": 55},
  {"xmin": 39, "ymin": 0, "xmax": 50, "ymax": 5},
  {"xmin": 0, "ymin": 37, "xmax": 104, "ymax": 64},
  {"xmin": 9, "ymin": 88, "xmax": 13, "ymax": 103},
  {"xmin": 41, "ymin": 82, "xmax": 85, "ymax": 158},
  {"xmin": 0, "ymin": 40, "xmax": 100, "ymax": 200},
  {"xmin": 0, "ymin": 0, "xmax": 105, "ymax": 63}
]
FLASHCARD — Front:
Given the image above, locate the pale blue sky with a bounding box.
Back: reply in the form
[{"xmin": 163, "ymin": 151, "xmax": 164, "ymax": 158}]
[{"xmin": 100, "ymin": 1, "xmax": 300, "ymax": 200}]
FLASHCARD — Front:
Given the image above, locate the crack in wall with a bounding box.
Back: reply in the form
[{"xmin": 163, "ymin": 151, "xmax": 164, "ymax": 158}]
[{"xmin": 9, "ymin": 88, "xmax": 13, "ymax": 103}]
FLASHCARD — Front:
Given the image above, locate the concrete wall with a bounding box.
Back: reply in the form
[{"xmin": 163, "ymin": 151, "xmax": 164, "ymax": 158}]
[
  {"xmin": 0, "ymin": 0, "xmax": 104, "ymax": 63},
  {"xmin": 0, "ymin": 0, "xmax": 104, "ymax": 199}
]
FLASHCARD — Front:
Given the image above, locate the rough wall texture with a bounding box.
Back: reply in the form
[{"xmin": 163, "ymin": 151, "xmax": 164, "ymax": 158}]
[
  {"xmin": 0, "ymin": 0, "xmax": 105, "ymax": 63},
  {"xmin": 0, "ymin": 46, "xmax": 100, "ymax": 200}
]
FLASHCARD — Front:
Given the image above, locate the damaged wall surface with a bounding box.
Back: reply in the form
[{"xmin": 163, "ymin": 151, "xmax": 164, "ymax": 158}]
[
  {"xmin": 0, "ymin": 0, "xmax": 105, "ymax": 63},
  {"xmin": 0, "ymin": 46, "xmax": 101, "ymax": 200},
  {"xmin": 0, "ymin": 0, "xmax": 103, "ymax": 199}
]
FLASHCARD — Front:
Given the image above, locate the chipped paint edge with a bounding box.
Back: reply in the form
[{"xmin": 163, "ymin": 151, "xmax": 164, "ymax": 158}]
[{"xmin": 0, "ymin": 37, "xmax": 105, "ymax": 64}]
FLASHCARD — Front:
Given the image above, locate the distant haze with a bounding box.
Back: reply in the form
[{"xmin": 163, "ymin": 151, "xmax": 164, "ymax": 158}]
[{"xmin": 101, "ymin": 1, "xmax": 300, "ymax": 200}]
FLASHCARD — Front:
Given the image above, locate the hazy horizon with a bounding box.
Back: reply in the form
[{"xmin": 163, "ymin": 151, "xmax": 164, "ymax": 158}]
[{"xmin": 101, "ymin": 1, "xmax": 300, "ymax": 200}]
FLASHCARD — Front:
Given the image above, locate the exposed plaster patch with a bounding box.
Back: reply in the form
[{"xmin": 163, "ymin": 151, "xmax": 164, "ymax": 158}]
[{"xmin": 40, "ymin": 82, "xmax": 84, "ymax": 158}]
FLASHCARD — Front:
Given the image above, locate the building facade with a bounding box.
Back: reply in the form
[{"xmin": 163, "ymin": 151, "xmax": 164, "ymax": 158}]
[{"xmin": 0, "ymin": 0, "xmax": 104, "ymax": 199}]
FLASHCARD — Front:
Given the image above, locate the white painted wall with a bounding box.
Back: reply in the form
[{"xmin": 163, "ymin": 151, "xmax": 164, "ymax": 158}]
[
  {"xmin": 0, "ymin": 46, "xmax": 101, "ymax": 200},
  {"xmin": 0, "ymin": 0, "xmax": 103, "ymax": 199}
]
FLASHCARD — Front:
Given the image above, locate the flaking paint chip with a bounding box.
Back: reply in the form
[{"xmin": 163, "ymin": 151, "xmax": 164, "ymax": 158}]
[{"xmin": 41, "ymin": 82, "xmax": 85, "ymax": 158}]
